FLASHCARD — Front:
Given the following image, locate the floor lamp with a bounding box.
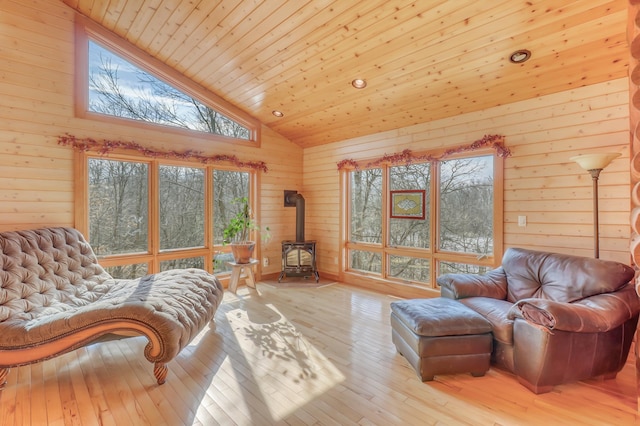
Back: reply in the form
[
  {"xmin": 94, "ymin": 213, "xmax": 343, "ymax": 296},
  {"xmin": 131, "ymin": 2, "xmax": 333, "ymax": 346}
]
[{"xmin": 570, "ymin": 152, "xmax": 621, "ymax": 258}]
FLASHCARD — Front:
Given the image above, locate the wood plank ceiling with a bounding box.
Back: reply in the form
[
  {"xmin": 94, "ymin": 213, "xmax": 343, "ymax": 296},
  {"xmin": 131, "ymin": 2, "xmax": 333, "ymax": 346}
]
[{"xmin": 61, "ymin": 0, "xmax": 628, "ymax": 148}]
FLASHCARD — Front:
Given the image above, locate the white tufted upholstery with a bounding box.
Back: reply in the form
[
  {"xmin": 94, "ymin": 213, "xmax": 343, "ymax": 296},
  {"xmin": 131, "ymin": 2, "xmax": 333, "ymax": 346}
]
[{"xmin": 0, "ymin": 227, "xmax": 224, "ymax": 384}]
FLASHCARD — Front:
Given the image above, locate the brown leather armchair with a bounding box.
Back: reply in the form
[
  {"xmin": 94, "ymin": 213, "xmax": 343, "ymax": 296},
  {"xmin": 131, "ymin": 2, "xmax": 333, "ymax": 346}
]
[{"xmin": 437, "ymin": 247, "xmax": 640, "ymax": 393}]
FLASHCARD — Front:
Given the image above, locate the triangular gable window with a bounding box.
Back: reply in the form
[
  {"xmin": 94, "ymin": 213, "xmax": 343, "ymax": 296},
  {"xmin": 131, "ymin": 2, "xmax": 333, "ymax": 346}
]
[{"xmin": 88, "ymin": 41, "xmax": 250, "ymax": 140}]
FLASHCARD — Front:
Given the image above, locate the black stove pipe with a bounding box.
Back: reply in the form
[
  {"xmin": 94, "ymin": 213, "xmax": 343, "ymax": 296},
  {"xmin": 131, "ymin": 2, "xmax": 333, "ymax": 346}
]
[{"xmin": 284, "ymin": 191, "xmax": 305, "ymax": 242}]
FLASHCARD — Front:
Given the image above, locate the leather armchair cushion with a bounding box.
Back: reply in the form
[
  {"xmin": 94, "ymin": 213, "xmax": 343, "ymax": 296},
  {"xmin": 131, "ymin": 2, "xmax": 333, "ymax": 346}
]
[
  {"xmin": 502, "ymin": 248, "xmax": 634, "ymax": 303},
  {"xmin": 438, "ymin": 267, "xmax": 508, "ymax": 300},
  {"xmin": 508, "ymin": 282, "xmax": 640, "ymax": 333},
  {"xmin": 460, "ymin": 297, "xmax": 514, "ymax": 345}
]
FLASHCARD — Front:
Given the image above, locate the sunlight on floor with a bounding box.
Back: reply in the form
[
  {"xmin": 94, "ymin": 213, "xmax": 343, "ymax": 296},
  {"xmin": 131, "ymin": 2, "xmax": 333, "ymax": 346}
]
[{"xmin": 225, "ymin": 302, "xmax": 346, "ymax": 421}]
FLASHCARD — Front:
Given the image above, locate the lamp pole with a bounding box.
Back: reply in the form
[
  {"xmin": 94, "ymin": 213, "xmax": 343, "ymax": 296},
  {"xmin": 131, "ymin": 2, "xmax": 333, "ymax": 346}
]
[
  {"xmin": 588, "ymin": 168, "xmax": 602, "ymax": 259},
  {"xmin": 570, "ymin": 152, "xmax": 620, "ymax": 259}
]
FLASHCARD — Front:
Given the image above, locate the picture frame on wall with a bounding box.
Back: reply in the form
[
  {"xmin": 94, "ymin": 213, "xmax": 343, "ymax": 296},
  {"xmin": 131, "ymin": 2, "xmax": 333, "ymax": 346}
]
[{"xmin": 390, "ymin": 189, "xmax": 426, "ymax": 220}]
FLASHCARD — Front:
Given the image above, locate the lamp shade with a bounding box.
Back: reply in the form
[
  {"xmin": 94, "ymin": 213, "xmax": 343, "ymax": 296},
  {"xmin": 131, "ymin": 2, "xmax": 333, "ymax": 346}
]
[{"xmin": 570, "ymin": 152, "xmax": 621, "ymax": 171}]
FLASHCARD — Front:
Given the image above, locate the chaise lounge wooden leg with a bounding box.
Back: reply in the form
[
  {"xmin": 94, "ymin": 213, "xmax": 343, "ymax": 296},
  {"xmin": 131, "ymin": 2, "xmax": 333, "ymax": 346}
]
[
  {"xmin": 0, "ymin": 368, "xmax": 8, "ymax": 388},
  {"xmin": 154, "ymin": 362, "xmax": 168, "ymax": 385}
]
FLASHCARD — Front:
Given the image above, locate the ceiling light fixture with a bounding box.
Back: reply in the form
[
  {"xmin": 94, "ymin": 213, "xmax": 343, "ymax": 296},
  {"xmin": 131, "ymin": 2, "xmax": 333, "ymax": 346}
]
[
  {"xmin": 272, "ymin": 110, "xmax": 284, "ymax": 117},
  {"xmin": 351, "ymin": 78, "xmax": 367, "ymax": 89},
  {"xmin": 509, "ymin": 49, "xmax": 531, "ymax": 64}
]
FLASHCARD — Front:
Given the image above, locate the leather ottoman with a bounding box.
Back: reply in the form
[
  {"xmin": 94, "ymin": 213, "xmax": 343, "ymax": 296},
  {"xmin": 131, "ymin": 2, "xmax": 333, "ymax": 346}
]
[{"xmin": 390, "ymin": 297, "xmax": 493, "ymax": 381}]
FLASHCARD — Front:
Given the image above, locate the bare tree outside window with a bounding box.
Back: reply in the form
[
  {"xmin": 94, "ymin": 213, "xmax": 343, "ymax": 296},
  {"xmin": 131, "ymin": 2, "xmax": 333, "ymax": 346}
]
[
  {"xmin": 160, "ymin": 257, "xmax": 205, "ymax": 271},
  {"xmin": 389, "ymin": 255, "xmax": 430, "ymax": 283},
  {"xmin": 88, "ymin": 41, "xmax": 250, "ymax": 139},
  {"xmin": 350, "ymin": 168, "xmax": 382, "ymax": 244},
  {"xmin": 439, "ymin": 156, "xmax": 494, "ymax": 256},
  {"xmin": 159, "ymin": 165, "xmax": 205, "ymax": 251},
  {"xmin": 89, "ymin": 158, "xmax": 148, "ymax": 256},
  {"xmin": 349, "ymin": 168, "xmax": 383, "ymax": 273},
  {"xmin": 105, "ymin": 264, "xmax": 148, "ymax": 280},
  {"xmin": 350, "ymin": 250, "xmax": 381, "ymax": 274},
  {"xmin": 439, "ymin": 261, "xmax": 491, "ymax": 275}
]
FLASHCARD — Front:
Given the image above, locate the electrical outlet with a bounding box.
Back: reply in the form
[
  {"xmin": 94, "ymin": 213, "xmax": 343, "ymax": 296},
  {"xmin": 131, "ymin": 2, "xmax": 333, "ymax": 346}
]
[
  {"xmin": 263, "ymin": 257, "xmax": 269, "ymax": 267},
  {"xmin": 518, "ymin": 215, "xmax": 527, "ymax": 227}
]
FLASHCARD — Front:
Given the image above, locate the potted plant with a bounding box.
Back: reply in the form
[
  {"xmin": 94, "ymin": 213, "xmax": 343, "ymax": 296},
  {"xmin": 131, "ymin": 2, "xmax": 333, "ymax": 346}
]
[{"xmin": 222, "ymin": 197, "xmax": 269, "ymax": 264}]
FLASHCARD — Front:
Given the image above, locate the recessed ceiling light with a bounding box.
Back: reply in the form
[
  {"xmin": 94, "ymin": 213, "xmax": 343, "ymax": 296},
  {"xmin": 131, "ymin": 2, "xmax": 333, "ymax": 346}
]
[
  {"xmin": 351, "ymin": 78, "xmax": 367, "ymax": 89},
  {"xmin": 509, "ymin": 49, "xmax": 531, "ymax": 64},
  {"xmin": 272, "ymin": 110, "xmax": 284, "ymax": 117}
]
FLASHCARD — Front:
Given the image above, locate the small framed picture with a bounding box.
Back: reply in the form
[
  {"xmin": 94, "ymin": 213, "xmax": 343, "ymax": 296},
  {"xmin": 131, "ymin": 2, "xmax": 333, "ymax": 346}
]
[{"xmin": 390, "ymin": 190, "xmax": 426, "ymax": 219}]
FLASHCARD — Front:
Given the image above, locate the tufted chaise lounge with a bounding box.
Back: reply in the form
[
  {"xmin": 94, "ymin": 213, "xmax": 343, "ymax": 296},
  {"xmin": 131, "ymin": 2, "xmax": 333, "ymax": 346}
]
[{"xmin": 0, "ymin": 227, "xmax": 224, "ymax": 386}]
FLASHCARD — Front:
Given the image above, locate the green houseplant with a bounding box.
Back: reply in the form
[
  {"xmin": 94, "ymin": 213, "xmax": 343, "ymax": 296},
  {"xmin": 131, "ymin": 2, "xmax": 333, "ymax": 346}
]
[{"xmin": 223, "ymin": 197, "xmax": 269, "ymax": 264}]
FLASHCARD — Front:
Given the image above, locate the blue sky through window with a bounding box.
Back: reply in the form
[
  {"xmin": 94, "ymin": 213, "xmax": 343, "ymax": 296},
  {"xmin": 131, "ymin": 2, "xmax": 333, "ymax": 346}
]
[{"xmin": 88, "ymin": 41, "xmax": 250, "ymax": 139}]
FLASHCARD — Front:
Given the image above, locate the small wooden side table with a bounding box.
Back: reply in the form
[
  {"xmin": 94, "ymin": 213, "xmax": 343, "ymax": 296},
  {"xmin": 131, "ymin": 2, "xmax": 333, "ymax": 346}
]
[{"xmin": 226, "ymin": 258, "xmax": 259, "ymax": 293}]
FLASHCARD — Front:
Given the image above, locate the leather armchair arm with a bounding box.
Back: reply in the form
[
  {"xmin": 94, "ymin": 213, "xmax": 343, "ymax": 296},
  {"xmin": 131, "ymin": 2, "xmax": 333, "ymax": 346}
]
[
  {"xmin": 437, "ymin": 267, "xmax": 508, "ymax": 300},
  {"xmin": 508, "ymin": 283, "xmax": 640, "ymax": 333}
]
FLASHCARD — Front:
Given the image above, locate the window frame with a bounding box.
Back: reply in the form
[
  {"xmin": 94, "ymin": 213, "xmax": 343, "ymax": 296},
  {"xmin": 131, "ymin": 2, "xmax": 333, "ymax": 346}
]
[
  {"xmin": 74, "ymin": 15, "xmax": 261, "ymax": 146},
  {"xmin": 75, "ymin": 150, "xmax": 260, "ymax": 277},
  {"xmin": 341, "ymin": 148, "xmax": 503, "ymax": 290}
]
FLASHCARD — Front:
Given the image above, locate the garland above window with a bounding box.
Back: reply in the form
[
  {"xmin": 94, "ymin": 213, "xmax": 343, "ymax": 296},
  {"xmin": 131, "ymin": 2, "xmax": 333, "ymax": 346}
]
[
  {"xmin": 337, "ymin": 134, "xmax": 509, "ymax": 170},
  {"xmin": 58, "ymin": 134, "xmax": 268, "ymax": 172}
]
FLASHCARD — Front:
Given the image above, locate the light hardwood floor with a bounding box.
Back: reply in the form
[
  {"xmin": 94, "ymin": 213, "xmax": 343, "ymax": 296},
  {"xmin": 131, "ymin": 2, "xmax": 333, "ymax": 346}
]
[{"xmin": 1, "ymin": 281, "xmax": 639, "ymax": 425}]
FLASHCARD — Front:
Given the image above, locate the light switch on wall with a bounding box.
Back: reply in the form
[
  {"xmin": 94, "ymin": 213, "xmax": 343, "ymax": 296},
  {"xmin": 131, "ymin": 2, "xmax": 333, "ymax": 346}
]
[{"xmin": 518, "ymin": 216, "xmax": 527, "ymax": 227}]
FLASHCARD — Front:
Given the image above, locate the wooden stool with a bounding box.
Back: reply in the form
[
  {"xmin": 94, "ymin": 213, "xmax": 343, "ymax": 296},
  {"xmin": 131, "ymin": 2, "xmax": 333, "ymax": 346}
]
[{"xmin": 226, "ymin": 259, "xmax": 259, "ymax": 293}]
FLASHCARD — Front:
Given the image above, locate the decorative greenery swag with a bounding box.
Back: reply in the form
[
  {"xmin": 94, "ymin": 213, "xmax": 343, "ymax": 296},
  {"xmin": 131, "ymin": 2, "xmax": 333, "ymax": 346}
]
[
  {"xmin": 58, "ymin": 133, "xmax": 268, "ymax": 172},
  {"xmin": 336, "ymin": 134, "xmax": 510, "ymax": 171}
]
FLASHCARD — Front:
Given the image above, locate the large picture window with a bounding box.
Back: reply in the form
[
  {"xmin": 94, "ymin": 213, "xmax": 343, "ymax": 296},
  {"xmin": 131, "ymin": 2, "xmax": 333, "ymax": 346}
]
[
  {"xmin": 83, "ymin": 154, "xmax": 256, "ymax": 279},
  {"xmin": 438, "ymin": 156, "xmax": 494, "ymax": 256},
  {"xmin": 75, "ymin": 16, "xmax": 259, "ymax": 143},
  {"xmin": 159, "ymin": 165, "xmax": 205, "ymax": 250},
  {"xmin": 88, "ymin": 158, "xmax": 149, "ymax": 256},
  {"xmin": 88, "ymin": 41, "xmax": 251, "ymax": 139},
  {"xmin": 345, "ymin": 151, "xmax": 502, "ymax": 288}
]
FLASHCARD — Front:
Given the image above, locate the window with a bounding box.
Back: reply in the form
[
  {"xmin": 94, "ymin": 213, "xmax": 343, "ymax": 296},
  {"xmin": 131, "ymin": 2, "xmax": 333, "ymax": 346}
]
[
  {"xmin": 75, "ymin": 16, "xmax": 259, "ymax": 143},
  {"xmin": 350, "ymin": 168, "xmax": 382, "ymax": 245},
  {"xmin": 212, "ymin": 170, "xmax": 250, "ymax": 273},
  {"xmin": 389, "ymin": 163, "xmax": 430, "ymax": 249},
  {"xmin": 88, "ymin": 158, "xmax": 149, "ymax": 256},
  {"xmin": 439, "ymin": 156, "xmax": 494, "ymax": 255},
  {"xmin": 213, "ymin": 170, "xmax": 250, "ymax": 245},
  {"xmin": 88, "ymin": 42, "xmax": 250, "ymax": 139},
  {"xmin": 159, "ymin": 165, "xmax": 205, "ymax": 250},
  {"xmin": 344, "ymin": 151, "xmax": 501, "ymax": 288},
  {"xmin": 82, "ymin": 154, "xmax": 257, "ymax": 278}
]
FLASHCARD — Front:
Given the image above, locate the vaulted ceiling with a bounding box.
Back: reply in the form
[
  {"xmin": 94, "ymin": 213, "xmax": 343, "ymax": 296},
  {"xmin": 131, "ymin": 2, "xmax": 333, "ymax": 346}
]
[{"xmin": 61, "ymin": 0, "xmax": 628, "ymax": 148}]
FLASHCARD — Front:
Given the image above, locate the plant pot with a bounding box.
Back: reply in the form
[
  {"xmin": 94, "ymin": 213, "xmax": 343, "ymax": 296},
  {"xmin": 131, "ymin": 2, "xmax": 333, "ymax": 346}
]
[{"xmin": 230, "ymin": 241, "xmax": 256, "ymax": 264}]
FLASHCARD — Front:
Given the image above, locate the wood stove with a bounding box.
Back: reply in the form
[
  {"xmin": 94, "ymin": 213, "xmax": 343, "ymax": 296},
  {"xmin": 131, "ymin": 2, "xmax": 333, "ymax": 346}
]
[
  {"xmin": 278, "ymin": 240, "xmax": 319, "ymax": 282},
  {"xmin": 278, "ymin": 191, "xmax": 319, "ymax": 283}
]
